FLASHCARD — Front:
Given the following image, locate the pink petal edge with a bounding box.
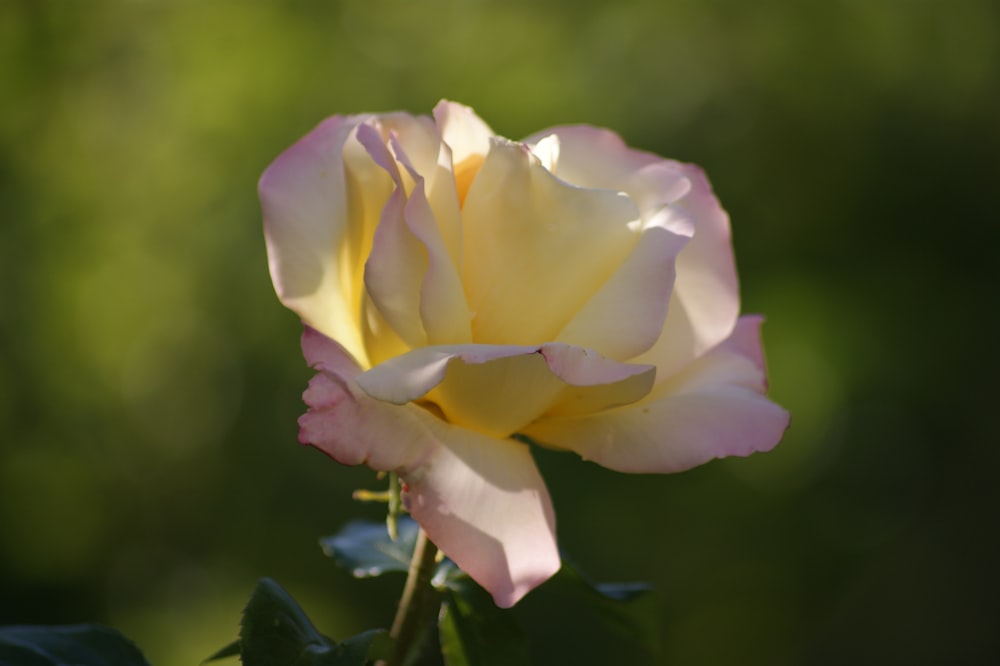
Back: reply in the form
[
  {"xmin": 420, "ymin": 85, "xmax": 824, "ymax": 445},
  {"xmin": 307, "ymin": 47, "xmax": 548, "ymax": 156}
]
[{"xmin": 298, "ymin": 325, "xmax": 560, "ymax": 607}]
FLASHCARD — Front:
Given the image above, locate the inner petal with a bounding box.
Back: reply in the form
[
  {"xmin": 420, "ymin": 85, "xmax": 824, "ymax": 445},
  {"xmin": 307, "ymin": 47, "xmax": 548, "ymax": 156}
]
[
  {"xmin": 461, "ymin": 138, "xmax": 641, "ymax": 346},
  {"xmin": 356, "ymin": 343, "xmax": 655, "ymax": 439},
  {"xmin": 428, "ymin": 352, "xmax": 564, "ymax": 437}
]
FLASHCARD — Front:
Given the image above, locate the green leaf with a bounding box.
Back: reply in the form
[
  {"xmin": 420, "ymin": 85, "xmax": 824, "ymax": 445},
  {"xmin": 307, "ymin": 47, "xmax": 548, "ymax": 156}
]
[
  {"xmin": 237, "ymin": 577, "xmax": 391, "ymax": 666},
  {"xmin": 592, "ymin": 581, "xmax": 652, "ymax": 603},
  {"xmin": 202, "ymin": 639, "xmax": 240, "ymax": 662},
  {"xmin": 556, "ymin": 562, "xmax": 660, "ymax": 655},
  {"xmin": 0, "ymin": 623, "xmax": 151, "ymax": 666},
  {"xmin": 438, "ymin": 576, "xmax": 528, "ymax": 666},
  {"xmin": 335, "ymin": 629, "xmax": 393, "ymax": 664},
  {"xmin": 320, "ymin": 518, "xmax": 420, "ymax": 578}
]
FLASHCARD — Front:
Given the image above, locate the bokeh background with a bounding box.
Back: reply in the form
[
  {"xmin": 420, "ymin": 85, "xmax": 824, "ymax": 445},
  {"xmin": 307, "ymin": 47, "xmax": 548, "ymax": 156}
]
[{"xmin": 2, "ymin": 0, "xmax": 998, "ymax": 664}]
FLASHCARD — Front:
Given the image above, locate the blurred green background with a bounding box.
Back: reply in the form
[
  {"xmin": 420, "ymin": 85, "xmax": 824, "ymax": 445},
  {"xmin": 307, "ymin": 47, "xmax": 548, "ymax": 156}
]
[{"xmin": 2, "ymin": 0, "xmax": 997, "ymax": 664}]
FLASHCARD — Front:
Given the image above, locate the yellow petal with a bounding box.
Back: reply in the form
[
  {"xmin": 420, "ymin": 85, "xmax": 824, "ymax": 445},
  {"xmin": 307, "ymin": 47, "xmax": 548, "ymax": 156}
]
[{"xmin": 461, "ymin": 138, "xmax": 641, "ymax": 345}]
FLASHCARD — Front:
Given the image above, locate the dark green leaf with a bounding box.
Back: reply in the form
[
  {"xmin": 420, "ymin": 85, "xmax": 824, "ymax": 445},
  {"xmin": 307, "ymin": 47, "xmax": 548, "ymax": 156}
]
[
  {"xmin": 238, "ymin": 577, "xmax": 391, "ymax": 666},
  {"xmin": 335, "ymin": 629, "xmax": 393, "ymax": 664},
  {"xmin": 320, "ymin": 518, "xmax": 420, "ymax": 578},
  {"xmin": 240, "ymin": 577, "xmax": 335, "ymax": 664},
  {"xmin": 202, "ymin": 639, "xmax": 240, "ymax": 662},
  {"xmin": 593, "ymin": 581, "xmax": 652, "ymax": 603},
  {"xmin": 556, "ymin": 562, "xmax": 660, "ymax": 654},
  {"xmin": 438, "ymin": 576, "xmax": 528, "ymax": 666},
  {"xmin": 0, "ymin": 623, "xmax": 151, "ymax": 666}
]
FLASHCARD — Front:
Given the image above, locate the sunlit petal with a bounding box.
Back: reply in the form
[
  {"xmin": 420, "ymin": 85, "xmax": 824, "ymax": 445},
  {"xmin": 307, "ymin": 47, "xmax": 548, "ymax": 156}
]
[
  {"xmin": 555, "ymin": 205, "xmax": 693, "ymax": 360},
  {"xmin": 403, "ymin": 424, "xmax": 559, "ymax": 608},
  {"xmin": 260, "ymin": 115, "xmax": 369, "ymax": 363},
  {"xmin": 298, "ymin": 327, "xmax": 558, "ymax": 608},
  {"xmin": 524, "ymin": 317, "xmax": 788, "ymax": 472},
  {"xmin": 462, "ymin": 138, "xmax": 640, "ymax": 345},
  {"xmin": 635, "ymin": 164, "xmax": 741, "ymax": 376},
  {"xmin": 356, "ymin": 343, "xmax": 654, "ymax": 437}
]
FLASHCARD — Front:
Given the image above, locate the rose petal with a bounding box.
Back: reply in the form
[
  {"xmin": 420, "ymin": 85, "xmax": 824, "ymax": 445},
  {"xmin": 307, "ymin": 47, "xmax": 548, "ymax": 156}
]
[
  {"xmin": 362, "ymin": 183, "xmax": 429, "ymax": 348},
  {"xmin": 397, "ymin": 128, "xmax": 464, "ymax": 270},
  {"xmin": 356, "ymin": 343, "xmax": 654, "ymax": 438},
  {"xmin": 523, "ymin": 317, "xmax": 789, "ymax": 473},
  {"xmin": 461, "ymin": 137, "xmax": 641, "ymax": 346},
  {"xmin": 718, "ymin": 314, "xmax": 768, "ymax": 379},
  {"xmin": 433, "ymin": 100, "xmax": 494, "ymax": 168},
  {"xmin": 403, "ymin": 182, "xmax": 472, "ymax": 345},
  {"xmin": 260, "ymin": 115, "xmax": 371, "ymax": 364},
  {"xmin": 301, "ymin": 324, "xmax": 364, "ymax": 377},
  {"xmin": 299, "ymin": 327, "xmax": 433, "ymax": 471},
  {"xmin": 358, "ymin": 125, "xmax": 472, "ymax": 348},
  {"xmin": 555, "ymin": 205, "xmax": 693, "ymax": 360},
  {"xmin": 524, "ymin": 126, "xmax": 694, "ymax": 218},
  {"xmin": 297, "ymin": 326, "xmax": 558, "ymax": 608},
  {"xmin": 404, "ymin": 422, "xmax": 559, "ymax": 608},
  {"xmin": 634, "ymin": 164, "xmax": 741, "ymax": 376}
]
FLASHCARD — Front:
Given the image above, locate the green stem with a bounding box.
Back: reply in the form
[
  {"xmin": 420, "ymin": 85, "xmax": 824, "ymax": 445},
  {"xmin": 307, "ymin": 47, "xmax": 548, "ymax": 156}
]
[{"xmin": 387, "ymin": 528, "xmax": 440, "ymax": 666}]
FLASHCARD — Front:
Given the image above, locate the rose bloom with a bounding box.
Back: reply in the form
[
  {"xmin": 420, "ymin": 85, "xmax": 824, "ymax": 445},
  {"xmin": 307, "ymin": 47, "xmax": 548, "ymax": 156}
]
[{"xmin": 260, "ymin": 101, "xmax": 789, "ymax": 608}]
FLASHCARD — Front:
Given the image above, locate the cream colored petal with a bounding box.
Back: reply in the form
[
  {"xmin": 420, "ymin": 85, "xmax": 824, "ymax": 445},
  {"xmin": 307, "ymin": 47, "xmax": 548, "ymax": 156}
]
[
  {"xmin": 555, "ymin": 205, "xmax": 693, "ymax": 361},
  {"xmin": 633, "ymin": 164, "xmax": 740, "ymax": 376},
  {"xmin": 433, "ymin": 100, "xmax": 494, "ymax": 166},
  {"xmin": 419, "ymin": 137, "xmax": 463, "ymax": 268},
  {"xmin": 360, "ymin": 292, "xmax": 411, "ymax": 368},
  {"xmin": 361, "ymin": 180, "xmax": 428, "ymax": 348},
  {"xmin": 461, "ymin": 138, "xmax": 641, "ymax": 346},
  {"xmin": 523, "ymin": 317, "xmax": 788, "ymax": 473},
  {"xmin": 525, "ymin": 126, "xmax": 692, "ymax": 219},
  {"xmin": 356, "ymin": 343, "xmax": 654, "ymax": 438},
  {"xmin": 297, "ymin": 326, "xmax": 559, "ymax": 608},
  {"xmin": 405, "ymin": 183, "xmax": 473, "ymax": 345},
  {"xmin": 260, "ymin": 114, "xmax": 370, "ymax": 364},
  {"xmin": 403, "ymin": 423, "xmax": 559, "ymax": 608},
  {"xmin": 358, "ymin": 124, "xmax": 471, "ymax": 347},
  {"xmin": 340, "ymin": 122, "xmax": 398, "ymax": 366}
]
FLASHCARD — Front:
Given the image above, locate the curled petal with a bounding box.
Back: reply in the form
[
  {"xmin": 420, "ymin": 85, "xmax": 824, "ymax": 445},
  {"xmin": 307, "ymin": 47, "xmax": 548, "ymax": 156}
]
[
  {"xmin": 299, "ymin": 327, "xmax": 431, "ymax": 470},
  {"xmin": 356, "ymin": 343, "xmax": 655, "ymax": 438},
  {"xmin": 298, "ymin": 326, "xmax": 558, "ymax": 607},
  {"xmin": 405, "ymin": 182, "xmax": 472, "ymax": 345},
  {"xmin": 363, "ymin": 185, "xmax": 429, "ymax": 348},
  {"xmin": 523, "ymin": 316, "xmax": 789, "ymax": 473},
  {"xmin": 524, "ymin": 125, "xmax": 692, "ymax": 218},
  {"xmin": 358, "ymin": 124, "xmax": 472, "ymax": 348}
]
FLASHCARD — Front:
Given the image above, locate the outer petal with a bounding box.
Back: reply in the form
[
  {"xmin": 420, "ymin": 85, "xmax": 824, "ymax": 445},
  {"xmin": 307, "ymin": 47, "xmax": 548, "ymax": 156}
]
[
  {"xmin": 299, "ymin": 326, "xmax": 433, "ymax": 470},
  {"xmin": 297, "ymin": 326, "xmax": 559, "ymax": 608},
  {"xmin": 633, "ymin": 164, "xmax": 741, "ymax": 376},
  {"xmin": 462, "ymin": 138, "xmax": 641, "ymax": 346},
  {"xmin": 260, "ymin": 115, "xmax": 369, "ymax": 363},
  {"xmin": 404, "ymin": 421, "xmax": 559, "ymax": 608},
  {"xmin": 522, "ymin": 316, "xmax": 789, "ymax": 473},
  {"xmin": 524, "ymin": 126, "xmax": 739, "ymax": 372},
  {"xmin": 356, "ymin": 343, "xmax": 655, "ymax": 438}
]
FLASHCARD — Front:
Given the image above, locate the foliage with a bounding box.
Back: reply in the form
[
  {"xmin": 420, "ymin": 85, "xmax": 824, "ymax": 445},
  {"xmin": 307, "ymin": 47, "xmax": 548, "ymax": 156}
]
[{"xmin": 0, "ymin": 624, "xmax": 150, "ymax": 666}]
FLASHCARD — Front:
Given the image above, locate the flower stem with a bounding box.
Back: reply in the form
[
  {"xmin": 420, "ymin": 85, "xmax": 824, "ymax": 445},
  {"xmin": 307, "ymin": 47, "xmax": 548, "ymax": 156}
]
[{"xmin": 387, "ymin": 528, "xmax": 440, "ymax": 666}]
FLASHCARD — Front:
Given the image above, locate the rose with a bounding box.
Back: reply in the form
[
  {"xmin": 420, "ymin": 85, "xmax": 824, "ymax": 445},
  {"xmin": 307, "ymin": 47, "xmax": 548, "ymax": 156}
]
[{"xmin": 260, "ymin": 101, "xmax": 789, "ymax": 607}]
